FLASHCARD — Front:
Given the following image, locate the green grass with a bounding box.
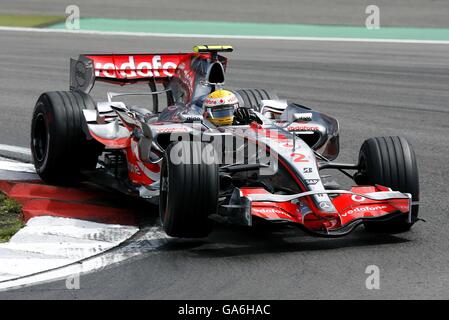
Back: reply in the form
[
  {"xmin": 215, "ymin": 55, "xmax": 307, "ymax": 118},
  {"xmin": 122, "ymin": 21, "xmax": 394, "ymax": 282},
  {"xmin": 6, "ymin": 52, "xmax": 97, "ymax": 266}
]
[
  {"xmin": 0, "ymin": 14, "xmax": 65, "ymax": 27},
  {"xmin": 0, "ymin": 192, "xmax": 23, "ymax": 243}
]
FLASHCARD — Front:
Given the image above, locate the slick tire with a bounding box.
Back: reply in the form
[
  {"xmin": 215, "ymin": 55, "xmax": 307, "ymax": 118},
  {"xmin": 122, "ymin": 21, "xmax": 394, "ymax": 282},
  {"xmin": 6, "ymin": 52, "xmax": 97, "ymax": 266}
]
[
  {"xmin": 159, "ymin": 141, "xmax": 219, "ymax": 238},
  {"xmin": 31, "ymin": 91, "xmax": 103, "ymax": 184},
  {"xmin": 233, "ymin": 89, "xmax": 279, "ymax": 112},
  {"xmin": 355, "ymin": 136, "xmax": 419, "ymax": 233}
]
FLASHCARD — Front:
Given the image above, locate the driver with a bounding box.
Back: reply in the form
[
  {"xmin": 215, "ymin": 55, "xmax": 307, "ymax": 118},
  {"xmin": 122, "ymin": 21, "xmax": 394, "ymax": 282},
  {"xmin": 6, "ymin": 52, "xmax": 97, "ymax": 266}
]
[{"xmin": 202, "ymin": 89, "xmax": 257, "ymax": 126}]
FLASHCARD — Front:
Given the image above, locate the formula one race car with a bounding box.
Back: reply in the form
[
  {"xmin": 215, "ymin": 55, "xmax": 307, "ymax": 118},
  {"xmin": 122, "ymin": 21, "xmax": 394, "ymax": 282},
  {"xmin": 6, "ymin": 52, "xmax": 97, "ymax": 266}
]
[{"xmin": 30, "ymin": 45, "xmax": 420, "ymax": 238}]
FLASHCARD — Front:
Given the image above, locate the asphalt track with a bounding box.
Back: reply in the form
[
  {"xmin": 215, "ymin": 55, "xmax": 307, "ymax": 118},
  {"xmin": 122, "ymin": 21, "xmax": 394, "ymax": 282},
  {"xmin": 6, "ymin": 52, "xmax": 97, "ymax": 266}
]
[{"xmin": 0, "ymin": 28, "xmax": 448, "ymax": 299}]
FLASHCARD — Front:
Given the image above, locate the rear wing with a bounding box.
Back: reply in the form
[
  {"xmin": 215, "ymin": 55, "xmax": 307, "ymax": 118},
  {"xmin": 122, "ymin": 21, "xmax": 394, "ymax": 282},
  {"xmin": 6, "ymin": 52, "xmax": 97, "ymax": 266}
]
[
  {"xmin": 70, "ymin": 53, "xmax": 202, "ymax": 92},
  {"xmin": 70, "ymin": 46, "xmax": 233, "ymax": 93}
]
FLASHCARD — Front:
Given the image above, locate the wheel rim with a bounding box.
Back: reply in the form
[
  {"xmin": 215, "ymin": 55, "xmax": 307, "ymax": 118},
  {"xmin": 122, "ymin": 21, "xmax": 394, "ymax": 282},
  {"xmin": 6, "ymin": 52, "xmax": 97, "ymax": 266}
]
[{"xmin": 33, "ymin": 113, "xmax": 49, "ymax": 163}]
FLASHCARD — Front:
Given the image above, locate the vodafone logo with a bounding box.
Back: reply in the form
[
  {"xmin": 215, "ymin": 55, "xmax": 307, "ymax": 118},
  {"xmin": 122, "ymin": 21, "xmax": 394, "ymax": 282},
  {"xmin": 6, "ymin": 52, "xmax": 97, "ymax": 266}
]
[
  {"xmin": 287, "ymin": 125, "xmax": 319, "ymax": 132},
  {"xmin": 94, "ymin": 55, "xmax": 178, "ymax": 78},
  {"xmin": 253, "ymin": 207, "xmax": 289, "ymax": 217},
  {"xmin": 352, "ymin": 195, "xmax": 366, "ymax": 202},
  {"xmin": 203, "ymin": 95, "xmax": 238, "ymax": 107},
  {"xmin": 341, "ymin": 205, "xmax": 388, "ymax": 217},
  {"xmin": 204, "ymin": 98, "xmax": 217, "ymax": 105}
]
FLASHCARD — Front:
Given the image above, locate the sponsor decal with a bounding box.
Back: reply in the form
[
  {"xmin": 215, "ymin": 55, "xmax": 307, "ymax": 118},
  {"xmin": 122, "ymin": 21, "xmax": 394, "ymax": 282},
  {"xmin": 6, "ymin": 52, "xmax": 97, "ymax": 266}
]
[
  {"xmin": 204, "ymin": 95, "xmax": 238, "ymax": 106},
  {"xmin": 92, "ymin": 55, "xmax": 178, "ymax": 78},
  {"xmin": 287, "ymin": 125, "xmax": 319, "ymax": 132},
  {"xmin": 253, "ymin": 207, "xmax": 291, "ymax": 218},
  {"xmin": 305, "ymin": 179, "xmax": 320, "ymax": 185},
  {"xmin": 352, "ymin": 195, "xmax": 366, "ymax": 202},
  {"xmin": 341, "ymin": 205, "xmax": 388, "ymax": 217},
  {"xmin": 156, "ymin": 127, "xmax": 189, "ymax": 133},
  {"xmin": 303, "ymin": 167, "xmax": 313, "ymax": 173}
]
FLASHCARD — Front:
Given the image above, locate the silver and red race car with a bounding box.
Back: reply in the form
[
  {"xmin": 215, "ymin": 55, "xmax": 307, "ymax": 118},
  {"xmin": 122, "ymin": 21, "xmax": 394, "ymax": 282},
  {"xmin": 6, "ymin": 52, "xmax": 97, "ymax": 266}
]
[{"xmin": 30, "ymin": 45, "xmax": 420, "ymax": 238}]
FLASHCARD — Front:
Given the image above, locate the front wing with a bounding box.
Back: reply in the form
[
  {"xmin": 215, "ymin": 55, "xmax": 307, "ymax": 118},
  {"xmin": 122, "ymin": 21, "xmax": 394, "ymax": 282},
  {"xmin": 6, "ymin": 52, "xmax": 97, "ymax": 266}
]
[{"xmin": 226, "ymin": 185, "xmax": 414, "ymax": 237}]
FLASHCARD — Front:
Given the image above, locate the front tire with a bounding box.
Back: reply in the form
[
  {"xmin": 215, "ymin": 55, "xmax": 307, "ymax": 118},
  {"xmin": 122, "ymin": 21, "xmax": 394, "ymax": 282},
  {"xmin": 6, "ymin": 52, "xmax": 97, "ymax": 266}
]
[
  {"xmin": 355, "ymin": 136, "xmax": 419, "ymax": 233},
  {"xmin": 31, "ymin": 91, "xmax": 103, "ymax": 184},
  {"xmin": 159, "ymin": 141, "xmax": 219, "ymax": 238}
]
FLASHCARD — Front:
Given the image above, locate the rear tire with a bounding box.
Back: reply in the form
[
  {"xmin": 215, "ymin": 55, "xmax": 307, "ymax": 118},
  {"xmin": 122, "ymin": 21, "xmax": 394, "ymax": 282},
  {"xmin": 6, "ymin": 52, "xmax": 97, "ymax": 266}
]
[
  {"xmin": 31, "ymin": 91, "xmax": 103, "ymax": 184},
  {"xmin": 233, "ymin": 89, "xmax": 279, "ymax": 112},
  {"xmin": 355, "ymin": 136, "xmax": 419, "ymax": 233},
  {"xmin": 159, "ymin": 141, "xmax": 219, "ymax": 238}
]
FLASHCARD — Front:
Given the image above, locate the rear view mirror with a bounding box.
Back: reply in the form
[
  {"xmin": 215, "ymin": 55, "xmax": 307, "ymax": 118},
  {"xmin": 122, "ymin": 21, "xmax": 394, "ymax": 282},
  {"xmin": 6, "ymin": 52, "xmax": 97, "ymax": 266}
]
[
  {"xmin": 293, "ymin": 112, "xmax": 312, "ymax": 122},
  {"xmin": 280, "ymin": 104, "xmax": 313, "ymax": 124}
]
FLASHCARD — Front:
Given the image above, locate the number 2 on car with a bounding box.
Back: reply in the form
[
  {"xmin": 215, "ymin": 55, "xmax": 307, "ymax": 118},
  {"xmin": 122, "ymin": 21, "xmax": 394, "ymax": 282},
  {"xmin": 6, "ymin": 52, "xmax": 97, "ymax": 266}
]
[{"xmin": 291, "ymin": 153, "xmax": 309, "ymax": 163}]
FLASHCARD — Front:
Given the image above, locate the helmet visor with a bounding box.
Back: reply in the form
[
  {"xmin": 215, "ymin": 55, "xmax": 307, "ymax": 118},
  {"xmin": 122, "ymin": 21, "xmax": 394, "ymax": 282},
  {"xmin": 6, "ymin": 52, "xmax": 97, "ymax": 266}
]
[
  {"xmin": 206, "ymin": 104, "xmax": 235, "ymax": 119},
  {"xmin": 205, "ymin": 104, "xmax": 236, "ymax": 126}
]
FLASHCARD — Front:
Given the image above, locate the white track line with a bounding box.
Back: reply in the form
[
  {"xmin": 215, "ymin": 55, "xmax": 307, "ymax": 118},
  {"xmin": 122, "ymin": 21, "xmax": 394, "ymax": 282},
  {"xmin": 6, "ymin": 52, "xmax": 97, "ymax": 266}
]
[
  {"xmin": 1, "ymin": 26, "xmax": 449, "ymax": 44},
  {"xmin": 0, "ymin": 225, "xmax": 168, "ymax": 291},
  {"xmin": 0, "ymin": 161, "xmax": 35, "ymax": 173},
  {"xmin": 0, "ymin": 144, "xmax": 31, "ymax": 156},
  {"xmin": 0, "ymin": 216, "xmax": 140, "ymax": 283}
]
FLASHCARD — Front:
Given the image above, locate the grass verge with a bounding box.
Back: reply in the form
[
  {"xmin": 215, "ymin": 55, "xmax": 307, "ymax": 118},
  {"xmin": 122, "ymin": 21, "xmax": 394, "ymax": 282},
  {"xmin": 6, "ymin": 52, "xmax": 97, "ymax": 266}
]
[
  {"xmin": 0, "ymin": 192, "xmax": 23, "ymax": 243},
  {"xmin": 0, "ymin": 14, "xmax": 65, "ymax": 27}
]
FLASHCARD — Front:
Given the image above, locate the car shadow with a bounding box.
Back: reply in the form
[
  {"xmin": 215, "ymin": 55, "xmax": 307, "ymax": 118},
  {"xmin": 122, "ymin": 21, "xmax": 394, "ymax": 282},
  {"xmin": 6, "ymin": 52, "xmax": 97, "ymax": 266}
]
[{"xmin": 157, "ymin": 223, "xmax": 411, "ymax": 258}]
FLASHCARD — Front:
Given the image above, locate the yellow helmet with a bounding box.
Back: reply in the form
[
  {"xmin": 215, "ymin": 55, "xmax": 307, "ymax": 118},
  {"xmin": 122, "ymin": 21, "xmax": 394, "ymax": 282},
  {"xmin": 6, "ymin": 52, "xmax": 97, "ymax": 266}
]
[{"xmin": 202, "ymin": 90, "xmax": 239, "ymax": 126}]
